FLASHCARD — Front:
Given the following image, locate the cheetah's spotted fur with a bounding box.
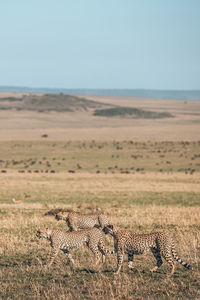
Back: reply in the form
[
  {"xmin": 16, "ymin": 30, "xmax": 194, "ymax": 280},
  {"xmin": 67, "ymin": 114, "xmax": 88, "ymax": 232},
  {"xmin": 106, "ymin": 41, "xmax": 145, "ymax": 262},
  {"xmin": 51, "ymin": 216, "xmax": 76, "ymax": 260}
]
[
  {"xmin": 103, "ymin": 225, "xmax": 191, "ymax": 275},
  {"xmin": 36, "ymin": 227, "xmax": 114, "ymax": 269},
  {"xmin": 55, "ymin": 211, "xmax": 110, "ymax": 231}
]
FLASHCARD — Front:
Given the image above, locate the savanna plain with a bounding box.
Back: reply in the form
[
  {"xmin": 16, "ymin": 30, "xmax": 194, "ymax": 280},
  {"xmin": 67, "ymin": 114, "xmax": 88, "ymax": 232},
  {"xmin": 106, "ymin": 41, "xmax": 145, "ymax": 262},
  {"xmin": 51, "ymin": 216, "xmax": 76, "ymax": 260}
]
[{"xmin": 0, "ymin": 93, "xmax": 199, "ymax": 299}]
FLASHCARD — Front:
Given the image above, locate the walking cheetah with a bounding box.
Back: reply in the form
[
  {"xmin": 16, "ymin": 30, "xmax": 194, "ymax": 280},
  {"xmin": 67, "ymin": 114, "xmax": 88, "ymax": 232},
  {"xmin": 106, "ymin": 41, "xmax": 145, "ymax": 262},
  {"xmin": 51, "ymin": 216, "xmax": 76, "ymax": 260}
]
[
  {"xmin": 103, "ymin": 225, "xmax": 191, "ymax": 275},
  {"xmin": 36, "ymin": 227, "xmax": 114, "ymax": 269},
  {"xmin": 55, "ymin": 211, "xmax": 110, "ymax": 231}
]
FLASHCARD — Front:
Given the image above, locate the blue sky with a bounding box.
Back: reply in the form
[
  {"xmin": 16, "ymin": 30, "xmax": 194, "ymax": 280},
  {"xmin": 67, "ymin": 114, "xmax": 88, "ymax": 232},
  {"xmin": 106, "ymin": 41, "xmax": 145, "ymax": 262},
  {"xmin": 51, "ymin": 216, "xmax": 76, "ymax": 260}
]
[{"xmin": 0, "ymin": 0, "xmax": 200, "ymax": 89}]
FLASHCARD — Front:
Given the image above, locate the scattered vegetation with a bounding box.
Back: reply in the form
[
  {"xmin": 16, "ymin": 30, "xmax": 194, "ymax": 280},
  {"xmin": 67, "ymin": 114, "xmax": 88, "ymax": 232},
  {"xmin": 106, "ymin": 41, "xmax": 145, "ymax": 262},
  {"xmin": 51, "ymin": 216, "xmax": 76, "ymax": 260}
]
[
  {"xmin": 0, "ymin": 140, "xmax": 199, "ymax": 174},
  {"xmin": 41, "ymin": 134, "xmax": 48, "ymax": 138},
  {"xmin": 94, "ymin": 106, "xmax": 173, "ymax": 118}
]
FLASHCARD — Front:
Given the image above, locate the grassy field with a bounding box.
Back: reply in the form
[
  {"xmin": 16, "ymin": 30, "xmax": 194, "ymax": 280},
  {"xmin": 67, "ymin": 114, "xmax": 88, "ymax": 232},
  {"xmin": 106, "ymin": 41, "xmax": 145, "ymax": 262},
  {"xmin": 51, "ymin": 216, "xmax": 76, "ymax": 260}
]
[
  {"xmin": 0, "ymin": 140, "xmax": 199, "ymax": 299},
  {"xmin": 0, "ymin": 93, "xmax": 199, "ymax": 299},
  {"xmin": 0, "ymin": 140, "xmax": 200, "ymax": 174}
]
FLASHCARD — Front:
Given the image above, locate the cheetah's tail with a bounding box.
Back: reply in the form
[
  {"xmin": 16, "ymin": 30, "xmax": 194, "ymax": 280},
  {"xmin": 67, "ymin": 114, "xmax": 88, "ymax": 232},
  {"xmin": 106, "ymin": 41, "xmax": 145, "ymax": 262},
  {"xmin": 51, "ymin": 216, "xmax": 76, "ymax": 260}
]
[{"xmin": 171, "ymin": 244, "xmax": 191, "ymax": 270}]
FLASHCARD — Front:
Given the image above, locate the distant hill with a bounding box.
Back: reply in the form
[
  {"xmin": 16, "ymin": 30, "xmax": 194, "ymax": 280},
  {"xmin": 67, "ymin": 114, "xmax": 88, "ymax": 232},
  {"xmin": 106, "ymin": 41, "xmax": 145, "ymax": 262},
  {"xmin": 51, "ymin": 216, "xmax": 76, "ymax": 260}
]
[
  {"xmin": 0, "ymin": 86, "xmax": 200, "ymax": 100},
  {"xmin": 0, "ymin": 93, "xmax": 109, "ymax": 112},
  {"xmin": 0, "ymin": 93, "xmax": 174, "ymax": 119}
]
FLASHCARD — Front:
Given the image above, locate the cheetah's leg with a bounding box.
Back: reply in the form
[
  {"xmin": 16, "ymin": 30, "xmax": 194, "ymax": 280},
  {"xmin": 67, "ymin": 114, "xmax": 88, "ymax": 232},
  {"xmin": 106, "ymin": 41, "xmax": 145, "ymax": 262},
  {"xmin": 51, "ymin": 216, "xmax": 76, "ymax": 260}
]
[
  {"xmin": 170, "ymin": 264, "xmax": 175, "ymax": 275},
  {"xmin": 99, "ymin": 249, "xmax": 106, "ymax": 264},
  {"xmin": 115, "ymin": 251, "xmax": 124, "ymax": 274},
  {"xmin": 128, "ymin": 252, "xmax": 134, "ymax": 270},
  {"xmin": 88, "ymin": 243, "xmax": 101, "ymax": 266},
  {"xmin": 163, "ymin": 254, "xmax": 175, "ymax": 275},
  {"xmin": 46, "ymin": 248, "xmax": 59, "ymax": 269},
  {"xmin": 114, "ymin": 239, "xmax": 118, "ymax": 253},
  {"xmin": 161, "ymin": 249, "xmax": 175, "ymax": 275},
  {"xmin": 65, "ymin": 253, "xmax": 75, "ymax": 265},
  {"xmin": 94, "ymin": 252, "xmax": 101, "ymax": 266},
  {"xmin": 98, "ymin": 238, "xmax": 107, "ymax": 263},
  {"xmin": 150, "ymin": 248, "xmax": 163, "ymax": 272}
]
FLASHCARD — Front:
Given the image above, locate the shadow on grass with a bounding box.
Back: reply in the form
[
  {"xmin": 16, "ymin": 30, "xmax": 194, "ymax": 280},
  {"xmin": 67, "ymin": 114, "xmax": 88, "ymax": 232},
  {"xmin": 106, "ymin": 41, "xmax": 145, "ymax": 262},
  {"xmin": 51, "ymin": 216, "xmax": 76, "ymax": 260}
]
[
  {"xmin": 0, "ymin": 252, "xmax": 44, "ymax": 267},
  {"xmin": 73, "ymin": 267, "xmax": 98, "ymax": 274}
]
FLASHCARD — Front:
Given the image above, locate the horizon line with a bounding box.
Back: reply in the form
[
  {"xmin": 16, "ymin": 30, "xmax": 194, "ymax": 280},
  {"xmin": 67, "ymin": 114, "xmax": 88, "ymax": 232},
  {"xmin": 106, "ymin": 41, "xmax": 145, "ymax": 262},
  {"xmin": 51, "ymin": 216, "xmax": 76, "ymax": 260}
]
[{"xmin": 0, "ymin": 85, "xmax": 200, "ymax": 92}]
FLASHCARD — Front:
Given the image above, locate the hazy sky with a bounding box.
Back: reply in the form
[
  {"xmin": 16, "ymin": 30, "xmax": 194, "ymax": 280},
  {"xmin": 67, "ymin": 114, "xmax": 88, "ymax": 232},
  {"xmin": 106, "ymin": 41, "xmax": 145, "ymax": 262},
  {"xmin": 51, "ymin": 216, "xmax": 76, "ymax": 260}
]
[{"xmin": 0, "ymin": 0, "xmax": 200, "ymax": 89}]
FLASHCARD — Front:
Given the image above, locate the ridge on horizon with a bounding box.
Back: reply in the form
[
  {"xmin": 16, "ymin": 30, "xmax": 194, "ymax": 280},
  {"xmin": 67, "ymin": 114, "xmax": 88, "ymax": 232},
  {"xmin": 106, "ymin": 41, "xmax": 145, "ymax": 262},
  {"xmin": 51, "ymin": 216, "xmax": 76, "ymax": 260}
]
[
  {"xmin": 0, "ymin": 86, "xmax": 200, "ymax": 100},
  {"xmin": 0, "ymin": 85, "xmax": 200, "ymax": 91}
]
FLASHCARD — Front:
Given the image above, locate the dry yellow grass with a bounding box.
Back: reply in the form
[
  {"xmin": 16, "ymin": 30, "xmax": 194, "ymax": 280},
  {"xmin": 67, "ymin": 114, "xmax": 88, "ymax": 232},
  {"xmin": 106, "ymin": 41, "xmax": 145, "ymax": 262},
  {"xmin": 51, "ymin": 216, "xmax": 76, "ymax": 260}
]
[
  {"xmin": 0, "ymin": 169, "xmax": 199, "ymax": 299},
  {"xmin": 1, "ymin": 171, "xmax": 200, "ymax": 194},
  {"xmin": 0, "ymin": 190, "xmax": 199, "ymax": 299}
]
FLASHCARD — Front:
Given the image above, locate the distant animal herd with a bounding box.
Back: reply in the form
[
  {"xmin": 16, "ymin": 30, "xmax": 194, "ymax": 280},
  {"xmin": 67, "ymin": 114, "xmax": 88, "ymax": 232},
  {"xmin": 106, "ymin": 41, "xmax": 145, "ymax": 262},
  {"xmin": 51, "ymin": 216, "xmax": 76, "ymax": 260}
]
[{"xmin": 1, "ymin": 140, "xmax": 199, "ymax": 175}]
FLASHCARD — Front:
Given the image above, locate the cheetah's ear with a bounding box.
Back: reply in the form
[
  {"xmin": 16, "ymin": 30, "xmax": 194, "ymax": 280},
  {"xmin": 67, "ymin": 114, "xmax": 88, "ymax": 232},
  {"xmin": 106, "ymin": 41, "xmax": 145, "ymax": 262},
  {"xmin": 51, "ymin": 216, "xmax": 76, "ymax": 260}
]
[
  {"xmin": 46, "ymin": 228, "xmax": 52, "ymax": 235},
  {"xmin": 108, "ymin": 224, "xmax": 114, "ymax": 229},
  {"xmin": 110, "ymin": 224, "xmax": 119, "ymax": 232}
]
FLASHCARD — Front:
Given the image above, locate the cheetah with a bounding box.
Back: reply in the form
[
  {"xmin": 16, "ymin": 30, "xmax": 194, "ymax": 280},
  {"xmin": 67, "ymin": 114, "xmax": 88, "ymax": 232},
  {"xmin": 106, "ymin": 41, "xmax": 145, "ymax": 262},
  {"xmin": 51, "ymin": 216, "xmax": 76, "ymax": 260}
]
[
  {"xmin": 55, "ymin": 211, "xmax": 110, "ymax": 231},
  {"xmin": 36, "ymin": 227, "xmax": 114, "ymax": 269},
  {"xmin": 103, "ymin": 225, "xmax": 191, "ymax": 275}
]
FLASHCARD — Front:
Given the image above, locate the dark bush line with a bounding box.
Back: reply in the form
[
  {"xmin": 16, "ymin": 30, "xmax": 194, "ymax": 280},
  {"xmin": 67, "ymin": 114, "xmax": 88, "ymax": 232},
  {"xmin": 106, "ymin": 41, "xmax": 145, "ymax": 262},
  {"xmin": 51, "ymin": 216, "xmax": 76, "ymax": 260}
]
[{"xmin": 94, "ymin": 106, "xmax": 173, "ymax": 119}]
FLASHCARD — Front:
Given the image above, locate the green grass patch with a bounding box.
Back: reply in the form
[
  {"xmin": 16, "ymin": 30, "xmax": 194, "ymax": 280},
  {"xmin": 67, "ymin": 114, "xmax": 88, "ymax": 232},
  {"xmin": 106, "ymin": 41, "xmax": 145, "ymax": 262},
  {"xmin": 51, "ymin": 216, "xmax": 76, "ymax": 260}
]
[{"xmin": 52, "ymin": 191, "xmax": 200, "ymax": 207}]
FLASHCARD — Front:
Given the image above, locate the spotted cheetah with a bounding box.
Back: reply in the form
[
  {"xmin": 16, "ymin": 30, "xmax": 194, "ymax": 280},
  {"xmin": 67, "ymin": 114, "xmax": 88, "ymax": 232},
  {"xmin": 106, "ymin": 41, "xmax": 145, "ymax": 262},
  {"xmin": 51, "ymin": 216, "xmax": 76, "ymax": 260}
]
[
  {"xmin": 36, "ymin": 227, "xmax": 114, "ymax": 269},
  {"xmin": 55, "ymin": 211, "xmax": 110, "ymax": 231},
  {"xmin": 103, "ymin": 225, "xmax": 191, "ymax": 275}
]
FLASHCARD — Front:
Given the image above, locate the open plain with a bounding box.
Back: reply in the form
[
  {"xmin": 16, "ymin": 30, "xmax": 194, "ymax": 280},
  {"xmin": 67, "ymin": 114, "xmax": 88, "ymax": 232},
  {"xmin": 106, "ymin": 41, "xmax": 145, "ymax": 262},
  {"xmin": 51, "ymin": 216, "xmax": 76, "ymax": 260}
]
[
  {"xmin": 0, "ymin": 93, "xmax": 199, "ymax": 299},
  {"xmin": 0, "ymin": 92, "xmax": 200, "ymax": 141}
]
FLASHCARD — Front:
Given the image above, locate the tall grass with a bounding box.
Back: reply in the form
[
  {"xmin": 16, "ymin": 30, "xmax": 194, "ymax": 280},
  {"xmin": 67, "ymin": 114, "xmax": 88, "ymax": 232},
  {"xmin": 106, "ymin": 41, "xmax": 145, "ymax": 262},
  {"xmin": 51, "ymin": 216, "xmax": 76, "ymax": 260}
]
[
  {"xmin": 0, "ymin": 203, "xmax": 199, "ymax": 299},
  {"xmin": 0, "ymin": 141, "xmax": 199, "ymax": 299}
]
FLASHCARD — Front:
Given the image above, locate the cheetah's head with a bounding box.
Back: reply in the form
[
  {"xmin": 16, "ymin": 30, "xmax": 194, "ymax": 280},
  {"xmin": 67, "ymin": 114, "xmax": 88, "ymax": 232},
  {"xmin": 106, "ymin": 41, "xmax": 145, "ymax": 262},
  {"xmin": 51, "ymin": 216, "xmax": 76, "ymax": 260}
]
[
  {"xmin": 103, "ymin": 224, "xmax": 118, "ymax": 236},
  {"xmin": 55, "ymin": 211, "xmax": 69, "ymax": 221},
  {"xmin": 36, "ymin": 228, "xmax": 52, "ymax": 239}
]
